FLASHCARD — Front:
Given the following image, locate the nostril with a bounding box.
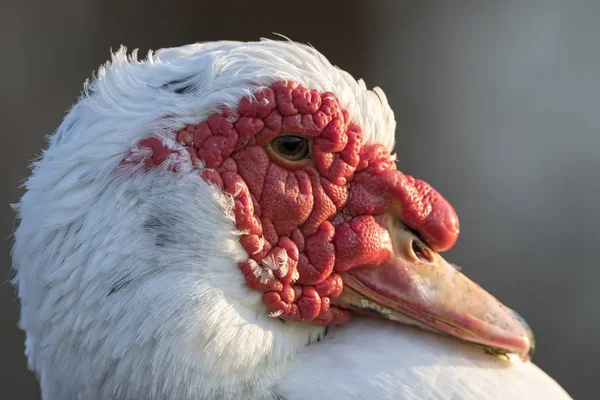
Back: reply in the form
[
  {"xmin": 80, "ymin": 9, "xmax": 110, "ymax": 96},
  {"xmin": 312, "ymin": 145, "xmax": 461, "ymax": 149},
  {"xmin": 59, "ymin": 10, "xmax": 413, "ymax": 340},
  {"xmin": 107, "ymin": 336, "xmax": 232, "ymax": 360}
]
[{"xmin": 411, "ymin": 240, "xmax": 435, "ymax": 264}]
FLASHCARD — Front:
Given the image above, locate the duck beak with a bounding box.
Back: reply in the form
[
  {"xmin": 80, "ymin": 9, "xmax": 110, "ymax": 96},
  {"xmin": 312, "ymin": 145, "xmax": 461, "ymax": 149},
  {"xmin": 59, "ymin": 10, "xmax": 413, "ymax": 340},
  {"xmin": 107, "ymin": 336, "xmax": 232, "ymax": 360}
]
[{"xmin": 336, "ymin": 214, "xmax": 535, "ymax": 361}]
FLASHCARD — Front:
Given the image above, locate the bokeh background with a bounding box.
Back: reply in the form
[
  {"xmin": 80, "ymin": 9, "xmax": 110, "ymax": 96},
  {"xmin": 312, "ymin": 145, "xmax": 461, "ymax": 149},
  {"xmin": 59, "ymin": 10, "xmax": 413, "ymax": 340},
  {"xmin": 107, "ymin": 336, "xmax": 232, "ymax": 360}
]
[{"xmin": 1, "ymin": 1, "xmax": 598, "ymax": 398}]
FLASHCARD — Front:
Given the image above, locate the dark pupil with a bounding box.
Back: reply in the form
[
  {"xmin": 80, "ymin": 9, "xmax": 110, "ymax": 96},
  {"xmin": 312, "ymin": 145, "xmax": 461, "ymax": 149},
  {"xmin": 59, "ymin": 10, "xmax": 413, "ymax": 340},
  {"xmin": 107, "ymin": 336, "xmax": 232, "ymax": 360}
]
[
  {"xmin": 280, "ymin": 137, "xmax": 301, "ymax": 153},
  {"xmin": 275, "ymin": 136, "xmax": 308, "ymax": 160}
]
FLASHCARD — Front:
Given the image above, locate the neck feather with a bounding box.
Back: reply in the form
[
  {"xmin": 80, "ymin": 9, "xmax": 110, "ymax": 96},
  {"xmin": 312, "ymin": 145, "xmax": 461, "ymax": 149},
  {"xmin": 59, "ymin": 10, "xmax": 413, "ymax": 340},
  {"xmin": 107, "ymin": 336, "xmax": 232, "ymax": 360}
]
[{"xmin": 13, "ymin": 168, "xmax": 324, "ymax": 399}]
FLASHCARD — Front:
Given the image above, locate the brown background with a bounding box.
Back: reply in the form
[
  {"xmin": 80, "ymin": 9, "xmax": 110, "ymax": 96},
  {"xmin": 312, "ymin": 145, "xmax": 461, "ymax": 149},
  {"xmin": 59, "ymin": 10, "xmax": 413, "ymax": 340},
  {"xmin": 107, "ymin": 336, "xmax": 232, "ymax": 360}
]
[{"xmin": 1, "ymin": 1, "xmax": 598, "ymax": 399}]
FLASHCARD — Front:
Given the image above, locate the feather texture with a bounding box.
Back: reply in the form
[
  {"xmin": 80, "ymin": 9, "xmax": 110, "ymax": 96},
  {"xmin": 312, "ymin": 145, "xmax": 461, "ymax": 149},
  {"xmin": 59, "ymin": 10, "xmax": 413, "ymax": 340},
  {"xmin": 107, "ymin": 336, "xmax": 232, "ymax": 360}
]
[{"xmin": 280, "ymin": 317, "xmax": 571, "ymax": 399}]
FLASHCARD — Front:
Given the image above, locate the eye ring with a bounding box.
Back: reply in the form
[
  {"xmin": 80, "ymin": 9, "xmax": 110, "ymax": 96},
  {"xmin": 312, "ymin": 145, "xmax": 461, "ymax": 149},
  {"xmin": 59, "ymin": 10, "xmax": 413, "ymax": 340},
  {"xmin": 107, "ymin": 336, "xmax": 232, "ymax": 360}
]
[{"xmin": 268, "ymin": 135, "xmax": 311, "ymax": 162}]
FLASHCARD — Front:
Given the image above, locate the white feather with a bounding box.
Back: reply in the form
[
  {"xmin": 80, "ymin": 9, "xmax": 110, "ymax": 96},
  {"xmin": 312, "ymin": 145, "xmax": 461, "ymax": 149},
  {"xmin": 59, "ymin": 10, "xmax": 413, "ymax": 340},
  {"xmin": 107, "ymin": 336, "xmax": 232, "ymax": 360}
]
[
  {"xmin": 262, "ymin": 248, "xmax": 288, "ymax": 278},
  {"xmin": 279, "ymin": 316, "xmax": 571, "ymax": 400}
]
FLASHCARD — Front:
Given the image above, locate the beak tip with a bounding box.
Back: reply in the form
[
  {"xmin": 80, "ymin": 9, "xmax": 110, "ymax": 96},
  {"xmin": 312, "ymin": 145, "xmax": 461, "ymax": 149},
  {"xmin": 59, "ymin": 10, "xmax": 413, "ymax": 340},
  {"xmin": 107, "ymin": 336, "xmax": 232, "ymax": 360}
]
[
  {"xmin": 511, "ymin": 309, "xmax": 536, "ymax": 361},
  {"xmin": 527, "ymin": 340, "xmax": 536, "ymax": 361}
]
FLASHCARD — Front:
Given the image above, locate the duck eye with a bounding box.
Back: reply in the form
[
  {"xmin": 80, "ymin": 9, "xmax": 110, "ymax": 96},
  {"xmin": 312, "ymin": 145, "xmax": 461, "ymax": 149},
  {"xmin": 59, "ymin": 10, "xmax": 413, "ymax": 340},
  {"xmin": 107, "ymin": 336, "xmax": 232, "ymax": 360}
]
[{"xmin": 270, "ymin": 136, "xmax": 310, "ymax": 161}]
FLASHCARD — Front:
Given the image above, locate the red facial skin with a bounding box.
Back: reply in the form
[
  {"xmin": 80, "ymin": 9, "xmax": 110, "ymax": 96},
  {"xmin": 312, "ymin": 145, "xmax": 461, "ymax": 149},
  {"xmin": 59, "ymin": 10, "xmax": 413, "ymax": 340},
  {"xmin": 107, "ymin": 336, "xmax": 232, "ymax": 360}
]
[{"xmin": 125, "ymin": 80, "xmax": 459, "ymax": 326}]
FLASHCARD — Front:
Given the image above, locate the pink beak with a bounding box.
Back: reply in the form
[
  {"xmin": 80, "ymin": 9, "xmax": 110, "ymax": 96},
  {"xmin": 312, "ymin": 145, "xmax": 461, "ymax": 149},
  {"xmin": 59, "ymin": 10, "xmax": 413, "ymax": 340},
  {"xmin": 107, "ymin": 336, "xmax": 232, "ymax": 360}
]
[{"xmin": 336, "ymin": 214, "xmax": 535, "ymax": 361}]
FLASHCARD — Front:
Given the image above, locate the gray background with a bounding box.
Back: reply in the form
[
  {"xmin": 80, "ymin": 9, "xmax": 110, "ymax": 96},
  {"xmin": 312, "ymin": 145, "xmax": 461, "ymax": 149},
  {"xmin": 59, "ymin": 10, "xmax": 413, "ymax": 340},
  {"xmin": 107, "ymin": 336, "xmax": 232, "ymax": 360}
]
[{"xmin": 1, "ymin": 1, "xmax": 598, "ymax": 399}]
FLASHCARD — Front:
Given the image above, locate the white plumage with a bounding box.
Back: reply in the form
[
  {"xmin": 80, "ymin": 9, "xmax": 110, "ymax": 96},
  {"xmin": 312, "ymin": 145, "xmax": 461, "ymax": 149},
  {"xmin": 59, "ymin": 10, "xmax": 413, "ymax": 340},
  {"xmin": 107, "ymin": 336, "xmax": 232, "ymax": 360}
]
[{"xmin": 11, "ymin": 39, "xmax": 571, "ymax": 399}]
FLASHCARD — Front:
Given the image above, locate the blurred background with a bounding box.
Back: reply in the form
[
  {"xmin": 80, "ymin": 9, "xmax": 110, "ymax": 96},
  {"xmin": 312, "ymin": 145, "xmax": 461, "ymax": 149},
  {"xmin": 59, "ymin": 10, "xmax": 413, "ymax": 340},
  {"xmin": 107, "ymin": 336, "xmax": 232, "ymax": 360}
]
[{"xmin": 1, "ymin": 1, "xmax": 598, "ymax": 398}]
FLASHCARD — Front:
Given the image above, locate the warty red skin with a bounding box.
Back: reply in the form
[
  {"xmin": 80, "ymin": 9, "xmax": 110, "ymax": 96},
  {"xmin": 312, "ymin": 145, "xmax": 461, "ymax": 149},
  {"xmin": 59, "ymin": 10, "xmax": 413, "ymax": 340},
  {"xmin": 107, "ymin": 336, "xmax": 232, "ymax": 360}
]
[{"xmin": 124, "ymin": 80, "xmax": 459, "ymax": 326}]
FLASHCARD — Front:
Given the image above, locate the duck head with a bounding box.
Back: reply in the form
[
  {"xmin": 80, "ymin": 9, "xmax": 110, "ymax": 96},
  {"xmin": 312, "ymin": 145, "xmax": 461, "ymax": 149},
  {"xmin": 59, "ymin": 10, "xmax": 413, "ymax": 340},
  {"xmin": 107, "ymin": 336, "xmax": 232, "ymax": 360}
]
[{"xmin": 12, "ymin": 40, "xmax": 533, "ymax": 400}]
